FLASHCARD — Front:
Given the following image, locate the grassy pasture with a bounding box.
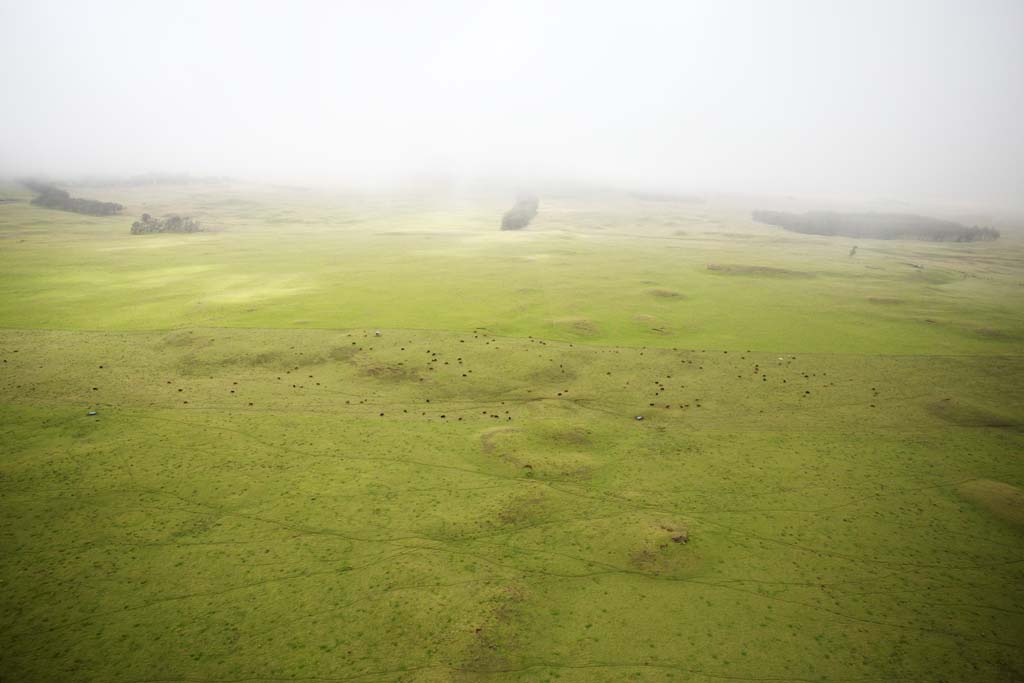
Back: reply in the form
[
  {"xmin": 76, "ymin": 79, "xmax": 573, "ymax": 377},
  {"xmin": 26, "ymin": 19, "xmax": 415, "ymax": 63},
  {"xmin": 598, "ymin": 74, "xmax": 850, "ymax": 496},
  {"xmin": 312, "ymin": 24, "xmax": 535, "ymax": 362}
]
[{"xmin": 1, "ymin": 184, "xmax": 1023, "ymax": 682}]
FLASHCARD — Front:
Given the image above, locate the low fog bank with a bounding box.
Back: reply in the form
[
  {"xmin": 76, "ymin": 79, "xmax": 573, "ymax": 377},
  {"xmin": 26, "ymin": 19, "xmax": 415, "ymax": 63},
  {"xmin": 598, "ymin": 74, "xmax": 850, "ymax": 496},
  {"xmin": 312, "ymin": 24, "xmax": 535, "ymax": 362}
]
[
  {"xmin": 1, "ymin": 0, "xmax": 1022, "ymax": 211},
  {"xmin": 4, "ymin": 171, "xmax": 1023, "ymax": 238}
]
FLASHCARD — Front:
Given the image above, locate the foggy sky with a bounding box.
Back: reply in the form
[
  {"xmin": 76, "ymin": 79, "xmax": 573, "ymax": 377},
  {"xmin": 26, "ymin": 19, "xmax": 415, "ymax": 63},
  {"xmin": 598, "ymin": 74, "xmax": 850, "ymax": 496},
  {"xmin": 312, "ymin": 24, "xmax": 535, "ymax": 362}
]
[{"xmin": 2, "ymin": 0, "xmax": 1022, "ymax": 207}]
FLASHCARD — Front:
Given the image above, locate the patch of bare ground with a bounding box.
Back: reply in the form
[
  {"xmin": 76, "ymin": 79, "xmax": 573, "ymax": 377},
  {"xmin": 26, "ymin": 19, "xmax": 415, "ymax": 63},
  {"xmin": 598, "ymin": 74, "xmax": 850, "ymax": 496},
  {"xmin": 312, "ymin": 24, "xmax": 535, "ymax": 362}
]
[
  {"xmin": 626, "ymin": 519, "xmax": 699, "ymax": 577},
  {"xmin": 528, "ymin": 364, "xmax": 578, "ymax": 384},
  {"xmin": 958, "ymin": 480, "xmax": 1024, "ymax": 528},
  {"xmin": 542, "ymin": 425, "xmax": 592, "ymax": 447},
  {"xmin": 161, "ymin": 330, "xmax": 200, "ymax": 347},
  {"xmin": 496, "ymin": 493, "xmax": 547, "ymax": 527},
  {"xmin": 927, "ymin": 398, "xmax": 1020, "ymax": 429},
  {"xmin": 180, "ymin": 348, "xmax": 332, "ymax": 373},
  {"xmin": 328, "ymin": 345, "xmax": 360, "ymax": 361},
  {"xmin": 359, "ymin": 362, "xmax": 419, "ymax": 382},
  {"xmin": 974, "ymin": 327, "xmax": 1019, "ymax": 340},
  {"xmin": 480, "ymin": 427, "xmax": 521, "ymax": 457},
  {"xmin": 647, "ymin": 288, "xmax": 684, "ymax": 298},
  {"xmin": 458, "ymin": 583, "xmax": 529, "ymax": 675},
  {"xmin": 552, "ymin": 317, "xmax": 600, "ymax": 337}
]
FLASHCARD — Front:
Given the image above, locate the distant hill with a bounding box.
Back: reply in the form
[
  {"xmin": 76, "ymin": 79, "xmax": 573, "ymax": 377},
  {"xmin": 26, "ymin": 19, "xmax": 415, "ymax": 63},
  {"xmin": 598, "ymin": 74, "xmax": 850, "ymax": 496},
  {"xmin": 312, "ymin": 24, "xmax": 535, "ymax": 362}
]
[
  {"xmin": 753, "ymin": 210, "xmax": 999, "ymax": 242},
  {"xmin": 22, "ymin": 180, "xmax": 123, "ymax": 216},
  {"xmin": 629, "ymin": 191, "xmax": 705, "ymax": 203},
  {"xmin": 78, "ymin": 173, "xmax": 231, "ymax": 187}
]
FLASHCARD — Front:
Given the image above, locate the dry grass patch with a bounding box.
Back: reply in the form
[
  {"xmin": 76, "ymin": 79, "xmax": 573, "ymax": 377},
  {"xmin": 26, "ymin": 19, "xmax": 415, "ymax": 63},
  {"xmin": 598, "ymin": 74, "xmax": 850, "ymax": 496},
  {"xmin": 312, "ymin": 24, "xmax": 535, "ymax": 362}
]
[
  {"xmin": 706, "ymin": 263, "xmax": 814, "ymax": 278},
  {"xmin": 958, "ymin": 479, "xmax": 1024, "ymax": 528}
]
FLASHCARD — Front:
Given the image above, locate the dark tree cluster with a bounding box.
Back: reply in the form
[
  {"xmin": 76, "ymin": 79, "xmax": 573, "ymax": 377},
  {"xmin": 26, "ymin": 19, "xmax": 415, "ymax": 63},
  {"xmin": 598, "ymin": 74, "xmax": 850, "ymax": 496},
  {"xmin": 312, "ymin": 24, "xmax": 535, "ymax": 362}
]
[
  {"xmin": 752, "ymin": 210, "xmax": 999, "ymax": 242},
  {"xmin": 500, "ymin": 194, "xmax": 539, "ymax": 231},
  {"xmin": 22, "ymin": 180, "xmax": 123, "ymax": 216},
  {"xmin": 130, "ymin": 213, "xmax": 202, "ymax": 234}
]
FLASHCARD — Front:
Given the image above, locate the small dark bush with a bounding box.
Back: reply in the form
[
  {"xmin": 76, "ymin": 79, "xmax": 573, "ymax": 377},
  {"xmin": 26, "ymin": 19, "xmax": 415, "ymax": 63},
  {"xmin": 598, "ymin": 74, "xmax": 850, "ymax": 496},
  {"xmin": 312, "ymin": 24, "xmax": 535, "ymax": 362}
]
[{"xmin": 501, "ymin": 194, "xmax": 539, "ymax": 231}]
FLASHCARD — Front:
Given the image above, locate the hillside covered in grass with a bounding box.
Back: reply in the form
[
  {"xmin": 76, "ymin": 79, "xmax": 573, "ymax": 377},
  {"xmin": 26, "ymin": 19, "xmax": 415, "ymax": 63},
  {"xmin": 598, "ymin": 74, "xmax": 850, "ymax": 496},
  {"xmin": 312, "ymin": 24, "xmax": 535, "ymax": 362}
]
[{"xmin": 0, "ymin": 183, "xmax": 1022, "ymax": 683}]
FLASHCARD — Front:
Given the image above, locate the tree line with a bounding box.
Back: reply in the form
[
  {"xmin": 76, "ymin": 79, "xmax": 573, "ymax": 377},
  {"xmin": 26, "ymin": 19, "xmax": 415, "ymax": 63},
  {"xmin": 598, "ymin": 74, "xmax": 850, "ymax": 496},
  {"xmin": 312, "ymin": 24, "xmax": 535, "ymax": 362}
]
[
  {"xmin": 753, "ymin": 210, "xmax": 999, "ymax": 242},
  {"xmin": 22, "ymin": 180, "xmax": 123, "ymax": 216}
]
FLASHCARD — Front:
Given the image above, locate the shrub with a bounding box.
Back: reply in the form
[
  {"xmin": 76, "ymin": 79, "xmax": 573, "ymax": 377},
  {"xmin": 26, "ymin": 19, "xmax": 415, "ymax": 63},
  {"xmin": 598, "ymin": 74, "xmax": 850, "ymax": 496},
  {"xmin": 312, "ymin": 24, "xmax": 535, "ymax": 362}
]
[
  {"xmin": 501, "ymin": 194, "xmax": 539, "ymax": 231},
  {"xmin": 130, "ymin": 213, "xmax": 202, "ymax": 234}
]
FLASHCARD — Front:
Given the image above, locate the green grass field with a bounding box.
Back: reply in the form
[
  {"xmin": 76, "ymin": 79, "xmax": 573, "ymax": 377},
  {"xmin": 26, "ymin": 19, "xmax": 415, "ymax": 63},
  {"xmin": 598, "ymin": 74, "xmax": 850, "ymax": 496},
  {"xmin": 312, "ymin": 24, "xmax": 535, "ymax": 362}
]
[{"xmin": 1, "ymin": 183, "xmax": 1023, "ymax": 682}]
